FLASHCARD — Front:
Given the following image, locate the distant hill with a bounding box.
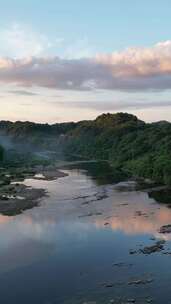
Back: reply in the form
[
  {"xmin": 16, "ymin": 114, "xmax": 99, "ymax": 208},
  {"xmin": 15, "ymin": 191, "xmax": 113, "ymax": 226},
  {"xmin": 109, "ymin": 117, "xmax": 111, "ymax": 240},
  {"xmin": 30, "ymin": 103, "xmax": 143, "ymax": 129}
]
[
  {"xmin": 0, "ymin": 112, "xmax": 171, "ymax": 185},
  {"xmin": 62, "ymin": 113, "xmax": 171, "ymax": 185}
]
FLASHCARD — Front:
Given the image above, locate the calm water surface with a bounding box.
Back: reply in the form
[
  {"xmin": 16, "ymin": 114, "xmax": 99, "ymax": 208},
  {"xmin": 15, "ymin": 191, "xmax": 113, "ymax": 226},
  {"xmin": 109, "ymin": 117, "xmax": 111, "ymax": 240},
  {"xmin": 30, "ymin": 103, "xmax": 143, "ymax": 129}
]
[{"xmin": 0, "ymin": 162, "xmax": 171, "ymax": 303}]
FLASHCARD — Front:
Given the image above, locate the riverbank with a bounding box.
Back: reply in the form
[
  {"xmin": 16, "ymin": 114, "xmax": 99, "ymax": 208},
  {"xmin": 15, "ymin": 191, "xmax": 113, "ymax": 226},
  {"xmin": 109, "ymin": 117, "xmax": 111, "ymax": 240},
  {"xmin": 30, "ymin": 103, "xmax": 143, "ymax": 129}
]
[
  {"xmin": 0, "ymin": 157, "xmax": 170, "ymax": 218},
  {"xmin": 0, "ymin": 164, "xmax": 68, "ymax": 216}
]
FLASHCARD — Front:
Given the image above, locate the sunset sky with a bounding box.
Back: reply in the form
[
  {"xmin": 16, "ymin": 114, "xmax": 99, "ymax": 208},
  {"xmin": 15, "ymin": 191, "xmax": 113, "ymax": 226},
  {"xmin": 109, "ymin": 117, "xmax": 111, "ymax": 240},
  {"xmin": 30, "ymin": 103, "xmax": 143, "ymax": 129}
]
[{"xmin": 1, "ymin": 0, "xmax": 171, "ymax": 123}]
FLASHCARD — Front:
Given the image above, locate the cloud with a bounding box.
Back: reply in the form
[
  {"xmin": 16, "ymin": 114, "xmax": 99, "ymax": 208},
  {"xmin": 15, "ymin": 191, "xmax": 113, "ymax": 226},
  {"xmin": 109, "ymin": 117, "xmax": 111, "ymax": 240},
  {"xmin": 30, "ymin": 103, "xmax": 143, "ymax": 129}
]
[
  {"xmin": 0, "ymin": 23, "xmax": 54, "ymax": 58},
  {"xmin": 96, "ymin": 41, "xmax": 171, "ymax": 77},
  {"xmin": 63, "ymin": 37, "xmax": 95, "ymax": 59},
  {"xmin": 57, "ymin": 99, "xmax": 171, "ymax": 111},
  {"xmin": 8, "ymin": 90, "xmax": 38, "ymax": 96},
  {"xmin": 0, "ymin": 41, "xmax": 171, "ymax": 91}
]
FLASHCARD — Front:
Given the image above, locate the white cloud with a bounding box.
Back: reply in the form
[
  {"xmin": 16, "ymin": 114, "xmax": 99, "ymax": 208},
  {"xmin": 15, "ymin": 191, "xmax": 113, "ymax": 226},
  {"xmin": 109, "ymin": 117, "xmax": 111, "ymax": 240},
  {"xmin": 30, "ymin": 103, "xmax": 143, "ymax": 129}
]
[
  {"xmin": 63, "ymin": 37, "xmax": 95, "ymax": 59},
  {"xmin": 0, "ymin": 23, "xmax": 53, "ymax": 58}
]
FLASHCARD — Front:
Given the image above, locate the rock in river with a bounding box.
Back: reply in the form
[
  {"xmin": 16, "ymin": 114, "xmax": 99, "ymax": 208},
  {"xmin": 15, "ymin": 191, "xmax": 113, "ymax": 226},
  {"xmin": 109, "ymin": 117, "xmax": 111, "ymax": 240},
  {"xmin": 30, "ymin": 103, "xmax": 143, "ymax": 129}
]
[{"xmin": 159, "ymin": 224, "xmax": 171, "ymax": 234}]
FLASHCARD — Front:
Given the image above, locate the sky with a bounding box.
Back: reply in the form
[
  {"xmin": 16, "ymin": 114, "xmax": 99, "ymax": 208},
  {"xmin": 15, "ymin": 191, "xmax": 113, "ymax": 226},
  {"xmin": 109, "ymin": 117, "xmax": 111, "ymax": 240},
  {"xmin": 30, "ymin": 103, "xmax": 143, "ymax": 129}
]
[{"xmin": 0, "ymin": 0, "xmax": 171, "ymax": 123}]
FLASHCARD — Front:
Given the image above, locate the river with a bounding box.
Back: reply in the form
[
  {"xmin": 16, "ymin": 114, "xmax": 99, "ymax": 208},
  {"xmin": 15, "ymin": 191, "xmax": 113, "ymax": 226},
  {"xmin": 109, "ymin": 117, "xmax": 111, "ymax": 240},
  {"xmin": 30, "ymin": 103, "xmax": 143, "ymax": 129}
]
[{"xmin": 0, "ymin": 162, "xmax": 171, "ymax": 303}]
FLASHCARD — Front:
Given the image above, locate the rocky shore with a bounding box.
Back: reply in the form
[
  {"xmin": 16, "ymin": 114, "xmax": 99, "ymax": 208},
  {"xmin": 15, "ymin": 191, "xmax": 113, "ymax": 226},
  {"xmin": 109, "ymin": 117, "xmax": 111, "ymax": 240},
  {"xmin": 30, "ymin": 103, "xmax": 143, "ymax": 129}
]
[{"xmin": 0, "ymin": 164, "xmax": 68, "ymax": 216}]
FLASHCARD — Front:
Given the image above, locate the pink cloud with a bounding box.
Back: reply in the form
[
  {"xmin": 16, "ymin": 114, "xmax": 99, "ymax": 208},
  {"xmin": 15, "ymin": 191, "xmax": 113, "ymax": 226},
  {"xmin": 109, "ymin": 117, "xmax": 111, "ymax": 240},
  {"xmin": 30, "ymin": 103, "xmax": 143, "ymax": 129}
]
[{"xmin": 1, "ymin": 41, "xmax": 171, "ymax": 91}]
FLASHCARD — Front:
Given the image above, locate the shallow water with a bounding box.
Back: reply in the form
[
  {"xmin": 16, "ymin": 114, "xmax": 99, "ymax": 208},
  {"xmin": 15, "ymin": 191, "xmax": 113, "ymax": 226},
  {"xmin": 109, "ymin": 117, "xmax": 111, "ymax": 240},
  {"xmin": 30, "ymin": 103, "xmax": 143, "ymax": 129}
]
[{"xmin": 0, "ymin": 163, "xmax": 171, "ymax": 303}]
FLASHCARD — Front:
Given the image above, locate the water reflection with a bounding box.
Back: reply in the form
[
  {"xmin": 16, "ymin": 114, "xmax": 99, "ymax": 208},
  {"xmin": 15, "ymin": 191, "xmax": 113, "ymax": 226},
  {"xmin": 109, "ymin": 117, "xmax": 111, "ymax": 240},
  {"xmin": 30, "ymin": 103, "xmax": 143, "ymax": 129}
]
[
  {"xmin": 0, "ymin": 165, "xmax": 171, "ymax": 303},
  {"xmin": 95, "ymin": 208, "xmax": 171, "ymax": 240}
]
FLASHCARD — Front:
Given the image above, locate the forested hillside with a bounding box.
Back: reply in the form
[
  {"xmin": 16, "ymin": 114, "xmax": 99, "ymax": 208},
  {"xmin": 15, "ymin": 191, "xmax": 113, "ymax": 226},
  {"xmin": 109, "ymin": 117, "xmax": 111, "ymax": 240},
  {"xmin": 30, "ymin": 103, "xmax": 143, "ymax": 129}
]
[
  {"xmin": 63, "ymin": 113, "xmax": 171, "ymax": 185},
  {"xmin": 0, "ymin": 113, "xmax": 171, "ymax": 185}
]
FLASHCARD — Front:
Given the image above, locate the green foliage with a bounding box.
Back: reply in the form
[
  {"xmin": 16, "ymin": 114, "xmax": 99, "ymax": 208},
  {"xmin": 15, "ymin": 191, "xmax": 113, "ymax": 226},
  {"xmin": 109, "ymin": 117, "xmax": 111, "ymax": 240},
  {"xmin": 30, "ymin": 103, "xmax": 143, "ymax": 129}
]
[
  {"xmin": 63, "ymin": 113, "xmax": 171, "ymax": 185},
  {"xmin": 1, "ymin": 112, "xmax": 171, "ymax": 186}
]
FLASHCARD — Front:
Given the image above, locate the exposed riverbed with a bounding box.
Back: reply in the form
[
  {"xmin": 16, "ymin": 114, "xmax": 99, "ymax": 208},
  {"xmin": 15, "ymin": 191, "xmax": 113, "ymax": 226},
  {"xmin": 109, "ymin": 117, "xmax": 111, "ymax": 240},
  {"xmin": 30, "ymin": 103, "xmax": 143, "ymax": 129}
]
[{"xmin": 0, "ymin": 162, "xmax": 171, "ymax": 303}]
